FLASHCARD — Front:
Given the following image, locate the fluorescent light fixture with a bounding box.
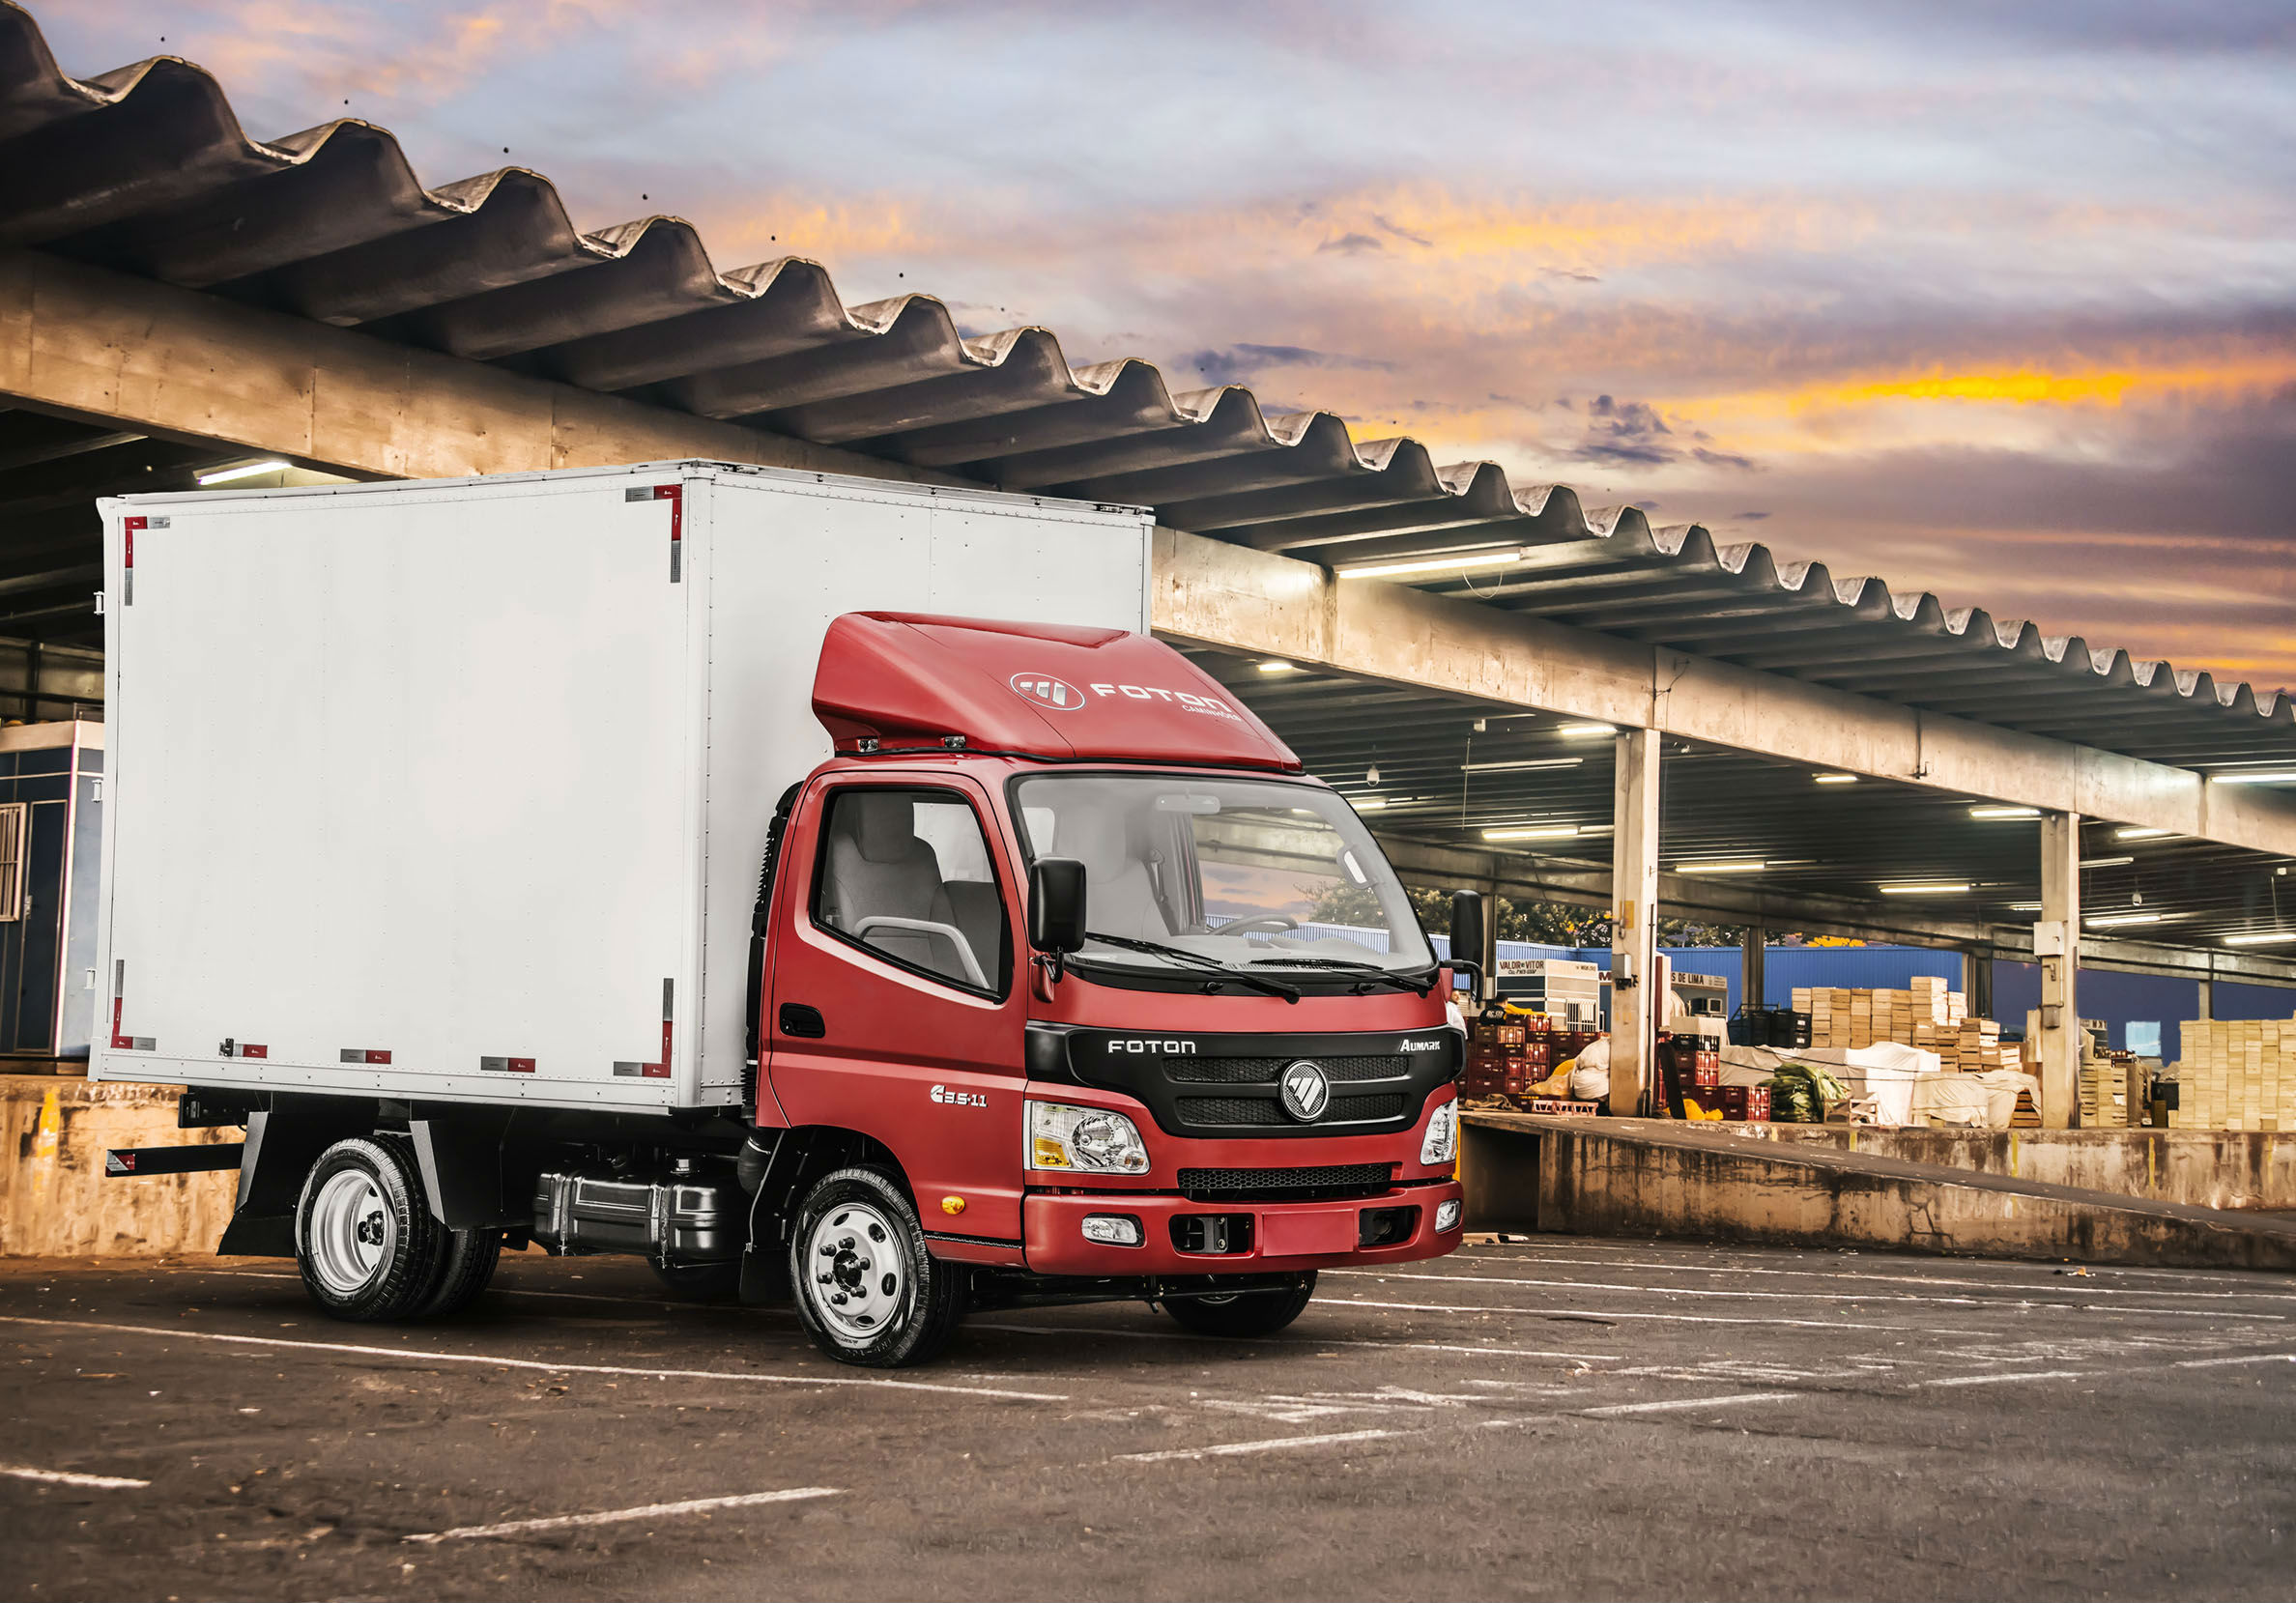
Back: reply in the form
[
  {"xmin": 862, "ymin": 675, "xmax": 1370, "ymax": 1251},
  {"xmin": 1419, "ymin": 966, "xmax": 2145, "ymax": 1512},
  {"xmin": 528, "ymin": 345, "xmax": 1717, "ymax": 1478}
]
[
  {"xmin": 2083, "ymin": 855, "xmax": 2135, "ymax": 869},
  {"xmin": 1256, "ymin": 660, "xmax": 1297, "ymax": 673},
  {"xmin": 2211, "ymin": 770, "xmax": 2296, "ymax": 786},
  {"xmin": 1677, "ymin": 861, "xmax": 1766, "ymax": 874},
  {"xmin": 1351, "ymin": 795, "xmax": 1388, "ymax": 811},
  {"xmin": 1482, "ymin": 824, "xmax": 1580, "ymax": 842},
  {"xmin": 1558, "ymin": 722, "xmax": 1618, "ymax": 738},
  {"xmin": 1337, "ymin": 549, "xmax": 1524, "ymax": 581},
  {"xmin": 1880, "ymin": 883, "xmax": 1971, "ymax": 896},
  {"xmin": 1814, "ymin": 773, "xmax": 1859, "ymax": 785},
  {"xmin": 2086, "ymin": 911, "xmax": 2163, "ymax": 928},
  {"xmin": 1459, "ymin": 758, "xmax": 1583, "ymax": 773},
  {"xmin": 1969, "ymin": 805, "xmax": 2041, "ymax": 819},
  {"xmin": 2115, "ymin": 826, "xmax": 2173, "ymax": 840},
  {"xmin": 2007, "ymin": 902, "xmax": 2043, "ymax": 912},
  {"xmin": 196, "ymin": 459, "xmax": 289, "ymax": 486},
  {"xmin": 2225, "ymin": 931, "xmax": 2296, "ymax": 946}
]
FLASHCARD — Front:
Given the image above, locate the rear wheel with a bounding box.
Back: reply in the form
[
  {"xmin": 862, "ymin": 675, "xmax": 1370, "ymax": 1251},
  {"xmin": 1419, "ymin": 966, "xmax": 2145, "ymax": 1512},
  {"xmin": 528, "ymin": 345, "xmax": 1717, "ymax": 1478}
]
[
  {"xmin": 416, "ymin": 1226, "xmax": 502, "ymax": 1317},
  {"xmin": 1162, "ymin": 1273, "xmax": 1317, "ymax": 1338},
  {"xmin": 788, "ymin": 1166, "xmax": 966, "ymax": 1367},
  {"xmin": 294, "ymin": 1135, "xmax": 445, "ymax": 1322}
]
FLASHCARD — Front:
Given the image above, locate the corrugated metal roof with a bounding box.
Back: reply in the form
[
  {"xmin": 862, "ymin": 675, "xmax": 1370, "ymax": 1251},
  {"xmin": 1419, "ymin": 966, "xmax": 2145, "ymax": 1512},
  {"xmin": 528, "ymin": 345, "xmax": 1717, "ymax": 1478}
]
[{"xmin": 1, "ymin": 1, "xmax": 2291, "ymax": 770}]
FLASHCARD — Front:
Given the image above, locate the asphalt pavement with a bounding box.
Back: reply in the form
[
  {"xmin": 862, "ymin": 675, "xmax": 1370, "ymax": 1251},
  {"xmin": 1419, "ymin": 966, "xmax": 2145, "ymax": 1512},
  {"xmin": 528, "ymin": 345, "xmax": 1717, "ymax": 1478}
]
[{"xmin": 2, "ymin": 1238, "xmax": 2291, "ymax": 1602}]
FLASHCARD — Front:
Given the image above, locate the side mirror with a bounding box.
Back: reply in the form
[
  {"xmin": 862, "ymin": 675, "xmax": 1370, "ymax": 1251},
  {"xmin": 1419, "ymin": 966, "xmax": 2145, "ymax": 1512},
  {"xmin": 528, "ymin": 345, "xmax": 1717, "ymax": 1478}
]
[
  {"xmin": 1028, "ymin": 857, "xmax": 1088, "ymax": 959},
  {"xmin": 1448, "ymin": 889, "xmax": 1486, "ymax": 997}
]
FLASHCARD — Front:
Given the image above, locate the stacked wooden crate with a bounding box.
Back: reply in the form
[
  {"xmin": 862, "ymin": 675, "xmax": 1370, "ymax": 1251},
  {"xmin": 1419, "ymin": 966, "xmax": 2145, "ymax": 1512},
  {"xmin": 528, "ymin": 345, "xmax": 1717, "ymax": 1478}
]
[
  {"xmin": 1792, "ymin": 979, "xmax": 1974, "ymax": 1053},
  {"xmin": 2171, "ymin": 1019, "xmax": 2294, "ymax": 1131},
  {"xmin": 1912, "ymin": 1016, "xmax": 2020, "ymax": 1072}
]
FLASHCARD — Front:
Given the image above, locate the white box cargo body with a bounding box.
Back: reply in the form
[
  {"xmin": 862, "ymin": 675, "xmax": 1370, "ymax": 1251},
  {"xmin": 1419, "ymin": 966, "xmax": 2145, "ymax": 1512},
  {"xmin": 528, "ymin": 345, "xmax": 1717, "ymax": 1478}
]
[{"xmin": 92, "ymin": 462, "xmax": 1151, "ymax": 1112}]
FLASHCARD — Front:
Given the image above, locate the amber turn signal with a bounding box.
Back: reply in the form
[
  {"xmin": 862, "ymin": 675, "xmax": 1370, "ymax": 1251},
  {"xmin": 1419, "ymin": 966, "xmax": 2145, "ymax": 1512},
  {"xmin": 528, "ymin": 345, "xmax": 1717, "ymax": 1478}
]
[{"xmin": 940, "ymin": 1195, "xmax": 966, "ymax": 1216}]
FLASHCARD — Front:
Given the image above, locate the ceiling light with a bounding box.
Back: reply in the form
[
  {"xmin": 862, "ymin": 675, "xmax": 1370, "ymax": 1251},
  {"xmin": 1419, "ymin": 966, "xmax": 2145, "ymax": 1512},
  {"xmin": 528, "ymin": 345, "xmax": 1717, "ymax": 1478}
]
[
  {"xmin": 1365, "ymin": 764, "xmax": 1380, "ymax": 785},
  {"xmin": 1558, "ymin": 722, "xmax": 1618, "ymax": 738},
  {"xmin": 2083, "ymin": 855, "xmax": 2134, "ymax": 869},
  {"xmin": 1483, "ymin": 824, "xmax": 1580, "ymax": 842},
  {"xmin": 196, "ymin": 459, "xmax": 289, "ymax": 486},
  {"xmin": 2210, "ymin": 770, "xmax": 2296, "ymax": 786},
  {"xmin": 1257, "ymin": 660, "xmax": 1297, "ymax": 673},
  {"xmin": 2086, "ymin": 911, "xmax": 2163, "ymax": 928},
  {"xmin": 1814, "ymin": 773, "xmax": 1858, "ymax": 785},
  {"xmin": 2225, "ymin": 931, "xmax": 2296, "ymax": 946},
  {"xmin": 1880, "ymin": 883, "xmax": 1971, "ymax": 896},
  {"xmin": 1969, "ymin": 805, "xmax": 2041, "ymax": 820},
  {"xmin": 1678, "ymin": 861, "xmax": 1766, "ymax": 874},
  {"xmin": 1460, "ymin": 758, "xmax": 1584, "ymax": 773},
  {"xmin": 2007, "ymin": 902, "xmax": 2043, "ymax": 912},
  {"xmin": 2115, "ymin": 826, "xmax": 2173, "ymax": 840},
  {"xmin": 1352, "ymin": 795, "xmax": 1388, "ymax": 811},
  {"xmin": 1337, "ymin": 549, "xmax": 1525, "ymax": 581}
]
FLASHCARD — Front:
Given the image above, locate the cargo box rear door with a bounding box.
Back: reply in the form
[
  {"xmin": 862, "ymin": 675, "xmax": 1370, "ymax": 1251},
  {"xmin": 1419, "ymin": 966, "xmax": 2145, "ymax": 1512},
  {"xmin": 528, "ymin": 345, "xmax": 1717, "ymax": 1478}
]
[{"xmin": 97, "ymin": 472, "xmax": 701, "ymax": 1110}]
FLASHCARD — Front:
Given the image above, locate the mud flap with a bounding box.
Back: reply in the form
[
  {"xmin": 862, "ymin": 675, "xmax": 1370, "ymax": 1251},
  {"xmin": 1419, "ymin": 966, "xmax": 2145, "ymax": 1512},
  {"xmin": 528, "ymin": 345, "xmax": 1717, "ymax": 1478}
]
[
  {"xmin": 215, "ymin": 1101, "xmax": 363, "ymax": 1258},
  {"xmin": 409, "ymin": 1107, "xmax": 518, "ymax": 1229}
]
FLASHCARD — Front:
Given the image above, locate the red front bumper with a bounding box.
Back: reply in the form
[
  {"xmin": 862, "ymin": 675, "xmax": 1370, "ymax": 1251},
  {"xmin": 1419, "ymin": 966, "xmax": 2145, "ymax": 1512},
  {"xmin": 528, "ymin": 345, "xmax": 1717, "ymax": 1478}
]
[{"xmin": 1022, "ymin": 1181, "xmax": 1463, "ymax": 1276}]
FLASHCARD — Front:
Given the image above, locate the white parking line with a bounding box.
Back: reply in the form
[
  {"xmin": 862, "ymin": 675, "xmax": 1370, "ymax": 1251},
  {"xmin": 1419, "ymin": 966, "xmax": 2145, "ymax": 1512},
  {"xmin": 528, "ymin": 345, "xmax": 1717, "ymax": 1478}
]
[
  {"xmin": 1330, "ymin": 1265, "xmax": 2294, "ymax": 1312},
  {"xmin": 2175, "ymin": 1352, "xmax": 2296, "ymax": 1368},
  {"xmin": 0, "ymin": 1463, "xmax": 150, "ymax": 1489},
  {"xmin": 1915, "ymin": 1369, "xmax": 2093, "ymax": 1388},
  {"xmin": 1454, "ymin": 1245, "xmax": 2296, "ymax": 1294},
  {"xmin": 1580, "ymin": 1391, "xmax": 1802, "ymax": 1416},
  {"xmin": 1328, "ymin": 1295, "xmax": 1979, "ymax": 1334},
  {"xmin": 1117, "ymin": 1428, "xmax": 1400, "ymax": 1464},
  {"xmin": 970, "ymin": 1319, "xmax": 1620, "ymax": 1363},
  {"xmin": 0, "ymin": 1316, "xmax": 1067, "ymax": 1403},
  {"xmin": 405, "ymin": 1486, "xmax": 840, "ymax": 1543}
]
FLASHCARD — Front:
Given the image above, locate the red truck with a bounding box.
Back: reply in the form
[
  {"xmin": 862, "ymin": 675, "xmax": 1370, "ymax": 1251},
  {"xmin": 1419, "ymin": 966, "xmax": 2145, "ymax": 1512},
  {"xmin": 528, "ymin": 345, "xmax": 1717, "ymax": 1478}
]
[{"xmin": 97, "ymin": 463, "xmax": 1473, "ymax": 1366}]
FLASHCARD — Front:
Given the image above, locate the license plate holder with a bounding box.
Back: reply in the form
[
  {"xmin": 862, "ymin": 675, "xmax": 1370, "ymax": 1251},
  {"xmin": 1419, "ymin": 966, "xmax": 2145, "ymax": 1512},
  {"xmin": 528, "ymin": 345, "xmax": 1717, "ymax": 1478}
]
[{"xmin": 1258, "ymin": 1205, "xmax": 1358, "ymax": 1257}]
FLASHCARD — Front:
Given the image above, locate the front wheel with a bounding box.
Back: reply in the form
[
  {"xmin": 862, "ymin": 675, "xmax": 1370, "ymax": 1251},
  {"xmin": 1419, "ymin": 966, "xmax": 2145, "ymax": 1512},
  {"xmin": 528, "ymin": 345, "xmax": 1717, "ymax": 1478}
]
[
  {"xmin": 788, "ymin": 1166, "xmax": 967, "ymax": 1367},
  {"xmin": 1162, "ymin": 1273, "xmax": 1317, "ymax": 1338}
]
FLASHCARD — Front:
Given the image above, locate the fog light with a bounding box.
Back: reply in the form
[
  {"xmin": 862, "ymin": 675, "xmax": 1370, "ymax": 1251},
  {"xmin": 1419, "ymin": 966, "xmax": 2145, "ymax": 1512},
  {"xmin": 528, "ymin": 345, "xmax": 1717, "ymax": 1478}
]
[
  {"xmin": 1435, "ymin": 1198, "xmax": 1462, "ymax": 1233},
  {"xmin": 1081, "ymin": 1214, "xmax": 1143, "ymax": 1246}
]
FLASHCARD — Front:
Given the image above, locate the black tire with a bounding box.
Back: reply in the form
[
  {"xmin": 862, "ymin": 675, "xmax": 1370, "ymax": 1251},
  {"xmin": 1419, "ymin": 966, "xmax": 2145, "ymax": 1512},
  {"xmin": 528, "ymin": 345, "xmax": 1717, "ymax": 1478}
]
[
  {"xmin": 293, "ymin": 1134, "xmax": 446, "ymax": 1322},
  {"xmin": 415, "ymin": 1226, "xmax": 502, "ymax": 1318},
  {"xmin": 649, "ymin": 1259, "xmax": 742, "ymax": 1302},
  {"xmin": 1163, "ymin": 1273, "xmax": 1318, "ymax": 1338},
  {"xmin": 787, "ymin": 1166, "xmax": 966, "ymax": 1368}
]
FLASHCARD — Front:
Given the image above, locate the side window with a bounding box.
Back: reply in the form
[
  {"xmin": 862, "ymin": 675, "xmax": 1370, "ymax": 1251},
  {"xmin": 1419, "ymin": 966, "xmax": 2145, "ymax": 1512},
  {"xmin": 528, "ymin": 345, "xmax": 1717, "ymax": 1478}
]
[{"xmin": 814, "ymin": 787, "xmax": 1011, "ymax": 994}]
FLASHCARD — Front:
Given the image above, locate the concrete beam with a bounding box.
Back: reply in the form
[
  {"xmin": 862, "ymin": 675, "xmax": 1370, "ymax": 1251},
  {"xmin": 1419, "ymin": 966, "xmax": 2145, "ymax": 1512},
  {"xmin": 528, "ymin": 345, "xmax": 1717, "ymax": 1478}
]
[
  {"xmin": 1153, "ymin": 528, "xmax": 2296, "ymax": 856},
  {"xmin": 0, "ymin": 248, "xmax": 963, "ymax": 488}
]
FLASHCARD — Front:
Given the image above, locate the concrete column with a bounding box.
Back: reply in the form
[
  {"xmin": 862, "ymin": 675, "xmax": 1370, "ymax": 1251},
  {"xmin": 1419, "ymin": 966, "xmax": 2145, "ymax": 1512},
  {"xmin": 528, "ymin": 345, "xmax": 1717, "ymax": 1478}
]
[
  {"xmin": 1740, "ymin": 924, "xmax": 1767, "ymax": 1013},
  {"xmin": 1609, "ymin": 729, "xmax": 1662, "ymax": 1116},
  {"xmin": 2038, "ymin": 812, "xmax": 2081, "ymax": 1128},
  {"xmin": 1968, "ymin": 948, "xmax": 1995, "ymax": 1021},
  {"xmin": 2196, "ymin": 976, "xmax": 2214, "ymax": 1022}
]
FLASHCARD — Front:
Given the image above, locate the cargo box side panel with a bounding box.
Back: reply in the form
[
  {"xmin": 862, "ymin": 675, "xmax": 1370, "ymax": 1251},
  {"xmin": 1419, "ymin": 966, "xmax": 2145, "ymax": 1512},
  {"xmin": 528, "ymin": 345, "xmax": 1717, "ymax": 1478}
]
[
  {"xmin": 696, "ymin": 478, "xmax": 1150, "ymax": 1093},
  {"xmin": 95, "ymin": 478, "xmax": 698, "ymax": 1109}
]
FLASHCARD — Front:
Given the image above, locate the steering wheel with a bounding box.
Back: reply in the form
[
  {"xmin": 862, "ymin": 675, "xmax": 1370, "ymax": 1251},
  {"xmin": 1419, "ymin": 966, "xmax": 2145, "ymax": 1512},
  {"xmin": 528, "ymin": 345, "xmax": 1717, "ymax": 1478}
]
[{"xmin": 1211, "ymin": 915, "xmax": 1300, "ymax": 939}]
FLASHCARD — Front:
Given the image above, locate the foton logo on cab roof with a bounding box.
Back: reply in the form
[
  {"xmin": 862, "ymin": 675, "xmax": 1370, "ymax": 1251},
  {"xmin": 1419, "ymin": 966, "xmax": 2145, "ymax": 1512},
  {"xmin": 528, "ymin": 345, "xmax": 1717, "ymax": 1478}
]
[
  {"xmin": 1088, "ymin": 683, "xmax": 1243, "ymax": 721},
  {"xmin": 1010, "ymin": 673, "xmax": 1085, "ymax": 712}
]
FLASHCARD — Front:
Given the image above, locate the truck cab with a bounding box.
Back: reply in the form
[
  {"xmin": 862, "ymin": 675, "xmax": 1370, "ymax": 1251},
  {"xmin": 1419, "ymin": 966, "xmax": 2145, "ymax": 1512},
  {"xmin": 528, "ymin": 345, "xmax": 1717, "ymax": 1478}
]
[{"xmin": 751, "ymin": 615, "xmax": 1464, "ymax": 1360}]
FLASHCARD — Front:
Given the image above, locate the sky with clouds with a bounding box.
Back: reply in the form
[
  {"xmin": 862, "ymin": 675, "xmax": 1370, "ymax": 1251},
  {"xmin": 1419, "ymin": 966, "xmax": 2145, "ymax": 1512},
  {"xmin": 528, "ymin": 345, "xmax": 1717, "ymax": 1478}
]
[{"xmin": 45, "ymin": 1, "xmax": 2296, "ymax": 686}]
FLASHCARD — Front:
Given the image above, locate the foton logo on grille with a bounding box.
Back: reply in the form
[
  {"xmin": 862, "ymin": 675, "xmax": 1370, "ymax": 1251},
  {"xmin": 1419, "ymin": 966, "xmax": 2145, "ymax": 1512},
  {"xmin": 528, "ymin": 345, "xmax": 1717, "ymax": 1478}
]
[
  {"xmin": 1106, "ymin": 1039, "xmax": 1196, "ymax": 1054},
  {"xmin": 1010, "ymin": 673, "xmax": 1085, "ymax": 712}
]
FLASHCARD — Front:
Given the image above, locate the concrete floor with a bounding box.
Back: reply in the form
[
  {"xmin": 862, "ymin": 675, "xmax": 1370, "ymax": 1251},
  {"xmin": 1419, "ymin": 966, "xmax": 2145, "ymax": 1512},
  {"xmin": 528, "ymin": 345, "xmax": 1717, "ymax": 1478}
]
[{"xmin": 1, "ymin": 1242, "xmax": 2291, "ymax": 1602}]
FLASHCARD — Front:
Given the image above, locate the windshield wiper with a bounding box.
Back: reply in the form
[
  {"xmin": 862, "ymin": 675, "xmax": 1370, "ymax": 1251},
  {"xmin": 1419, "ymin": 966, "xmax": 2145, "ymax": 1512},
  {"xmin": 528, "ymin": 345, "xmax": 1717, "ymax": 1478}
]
[
  {"xmin": 1247, "ymin": 956, "xmax": 1436, "ymax": 996},
  {"xmin": 1076, "ymin": 931, "xmax": 1301, "ymax": 1002}
]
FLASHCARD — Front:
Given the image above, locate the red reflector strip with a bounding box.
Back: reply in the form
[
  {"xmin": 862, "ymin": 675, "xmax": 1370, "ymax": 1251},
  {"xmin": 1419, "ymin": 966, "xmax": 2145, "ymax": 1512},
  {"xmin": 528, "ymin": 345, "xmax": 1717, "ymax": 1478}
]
[
  {"xmin": 338, "ymin": 1047, "xmax": 394, "ymax": 1064},
  {"xmin": 229, "ymin": 1044, "xmax": 268, "ymax": 1059},
  {"xmin": 479, "ymin": 1055, "xmax": 535, "ymax": 1073}
]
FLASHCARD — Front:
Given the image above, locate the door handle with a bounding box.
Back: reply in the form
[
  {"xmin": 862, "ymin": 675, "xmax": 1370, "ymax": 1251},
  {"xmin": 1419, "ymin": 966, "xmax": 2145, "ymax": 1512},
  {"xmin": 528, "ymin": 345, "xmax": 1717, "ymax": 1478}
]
[{"xmin": 778, "ymin": 1003, "xmax": 826, "ymax": 1040}]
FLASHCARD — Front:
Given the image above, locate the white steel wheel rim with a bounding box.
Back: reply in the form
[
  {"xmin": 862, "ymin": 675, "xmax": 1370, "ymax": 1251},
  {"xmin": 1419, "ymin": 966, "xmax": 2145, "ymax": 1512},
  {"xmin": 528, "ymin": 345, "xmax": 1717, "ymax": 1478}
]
[
  {"xmin": 804, "ymin": 1201, "xmax": 907, "ymax": 1345},
  {"xmin": 308, "ymin": 1168, "xmax": 393, "ymax": 1296}
]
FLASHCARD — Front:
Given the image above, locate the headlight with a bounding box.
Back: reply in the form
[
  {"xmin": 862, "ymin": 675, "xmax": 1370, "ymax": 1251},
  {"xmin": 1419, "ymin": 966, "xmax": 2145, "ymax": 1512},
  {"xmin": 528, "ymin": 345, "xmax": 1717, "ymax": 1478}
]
[
  {"xmin": 1420, "ymin": 1097, "xmax": 1459, "ymax": 1166},
  {"xmin": 1027, "ymin": 1101, "xmax": 1150, "ymax": 1175}
]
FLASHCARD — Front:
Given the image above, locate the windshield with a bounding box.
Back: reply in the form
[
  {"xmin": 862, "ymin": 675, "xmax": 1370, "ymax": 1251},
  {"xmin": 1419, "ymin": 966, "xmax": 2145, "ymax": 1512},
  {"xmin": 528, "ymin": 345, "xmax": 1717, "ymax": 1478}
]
[{"xmin": 1012, "ymin": 772, "xmax": 1434, "ymax": 974}]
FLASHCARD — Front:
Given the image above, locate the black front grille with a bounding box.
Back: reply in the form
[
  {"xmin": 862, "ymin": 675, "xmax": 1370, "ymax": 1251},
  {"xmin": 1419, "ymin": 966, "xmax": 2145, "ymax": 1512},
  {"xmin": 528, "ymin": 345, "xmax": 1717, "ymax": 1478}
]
[
  {"xmin": 1174, "ymin": 1094, "xmax": 1408, "ymax": 1128},
  {"xmin": 1168, "ymin": 1054, "xmax": 1406, "ymax": 1085},
  {"xmin": 1176, "ymin": 1162, "xmax": 1397, "ymax": 1203}
]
